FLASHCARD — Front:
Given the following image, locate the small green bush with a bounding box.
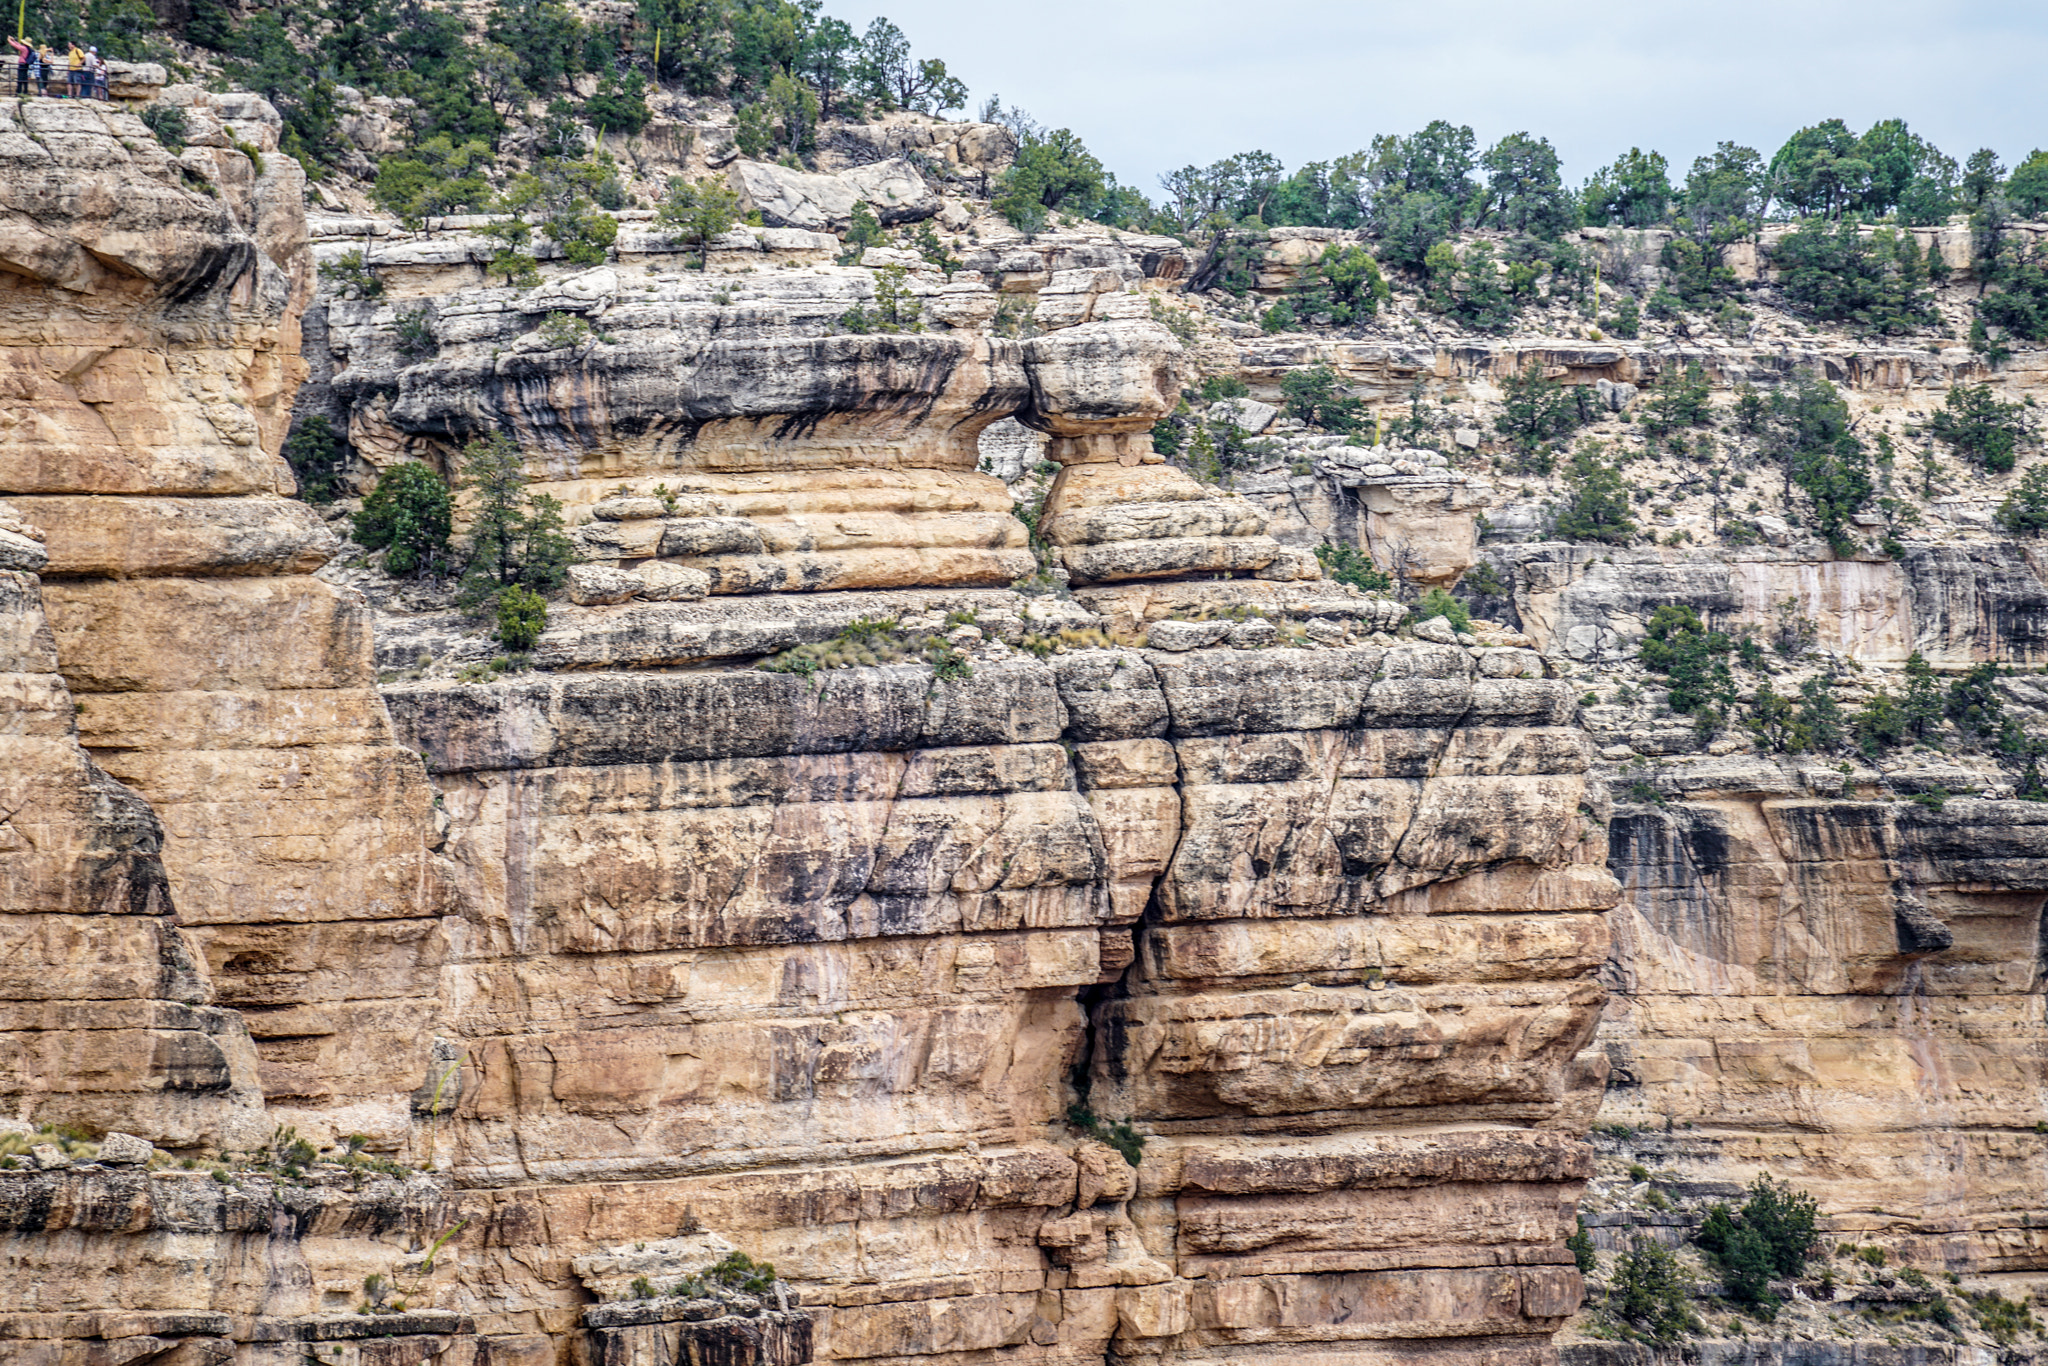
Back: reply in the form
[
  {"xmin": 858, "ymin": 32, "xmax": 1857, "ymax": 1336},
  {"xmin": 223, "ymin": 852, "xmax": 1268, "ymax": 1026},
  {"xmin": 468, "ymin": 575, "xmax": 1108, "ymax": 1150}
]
[
  {"xmin": 319, "ymin": 248, "xmax": 385, "ymax": 301},
  {"xmin": 495, "ymin": 585, "xmax": 548, "ymax": 650},
  {"xmin": 1067, "ymin": 1102, "xmax": 1145, "ymax": 1167},
  {"xmin": 1313, "ymin": 540, "xmax": 1393, "ymax": 593},
  {"xmin": 353, "ymin": 461, "xmax": 453, "ymax": 577},
  {"xmin": 139, "ymin": 103, "xmax": 189, "ymax": 153},
  {"xmin": 394, "ymin": 305, "xmax": 437, "ymax": 358},
  {"xmin": 758, "ymin": 616, "xmax": 975, "ymax": 684},
  {"xmin": 1408, "ymin": 586, "xmax": 1471, "ymax": 635},
  {"xmin": 536, "ymin": 310, "xmax": 592, "ymax": 350},
  {"xmin": 1280, "ymin": 364, "xmax": 1363, "ymax": 432},
  {"xmin": 1970, "ymin": 1290, "xmax": 2040, "ymax": 1344},
  {"xmin": 707, "ymin": 1250, "xmax": 778, "ymax": 1294}
]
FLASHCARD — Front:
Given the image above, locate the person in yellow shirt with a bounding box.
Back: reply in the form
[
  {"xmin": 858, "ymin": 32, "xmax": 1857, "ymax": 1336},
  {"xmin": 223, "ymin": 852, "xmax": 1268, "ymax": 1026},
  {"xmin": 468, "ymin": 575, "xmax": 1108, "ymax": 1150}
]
[{"xmin": 66, "ymin": 42, "xmax": 84, "ymax": 100}]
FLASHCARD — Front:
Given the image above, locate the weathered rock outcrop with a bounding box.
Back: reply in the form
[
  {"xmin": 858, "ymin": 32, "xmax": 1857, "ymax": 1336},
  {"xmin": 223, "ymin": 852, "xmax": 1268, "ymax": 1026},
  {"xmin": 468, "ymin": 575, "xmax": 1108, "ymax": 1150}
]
[
  {"xmin": 42, "ymin": 77, "xmax": 2048, "ymax": 1366},
  {"xmin": 372, "ymin": 612, "xmax": 1615, "ymax": 1364},
  {"xmin": 316, "ymin": 223, "xmax": 1282, "ymax": 591},
  {"xmin": 0, "ymin": 94, "xmax": 1622, "ymax": 1366},
  {"xmin": 0, "ymin": 99, "xmax": 446, "ymax": 1153},
  {"xmin": 1597, "ymin": 768, "xmax": 2048, "ymax": 1267}
]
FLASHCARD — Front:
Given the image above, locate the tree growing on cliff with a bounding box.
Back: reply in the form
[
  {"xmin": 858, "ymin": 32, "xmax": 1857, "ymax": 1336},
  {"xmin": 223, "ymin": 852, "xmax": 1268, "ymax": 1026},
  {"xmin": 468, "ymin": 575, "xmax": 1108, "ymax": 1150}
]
[
  {"xmin": 1930, "ymin": 384, "xmax": 2036, "ymax": 474},
  {"xmin": 995, "ymin": 129, "xmax": 1107, "ymax": 233},
  {"xmin": 1581, "ymin": 147, "xmax": 1671, "ymax": 228},
  {"xmin": 1295, "ymin": 244, "xmax": 1390, "ymax": 326},
  {"xmin": 1998, "ymin": 465, "xmax": 2048, "ymax": 535},
  {"xmin": 657, "ymin": 175, "xmax": 742, "ymax": 268},
  {"xmin": 852, "ymin": 16, "xmax": 965, "ymax": 114},
  {"xmin": 1472, "ymin": 131, "xmax": 1576, "ymax": 238},
  {"xmin": 1637, "ymin": 605, "xmax": 1734, "ymax": 718},
  {"xmin": 353, "ymin": 460, "xmax": 455, "ymax": 577},
  {"xmin": 283, "ymin": 416, "xmax": 349, "ymax": 506},
  {"xmin": 1764, "ymin": 373, "xmax": 1872, "ymax": 555},
  {"xmin": 1639, "ymin": 361, "xmax": 1714, "ymax": 440},
  {"xmin": 498, "ymin": 157, "xmax": 621, "ymax": 268},
  {"xmin": 1695, "ymin": 1175, "xmax": 1819, "ymax": 1310},
  {"xmin": 1772, "ymin": 219, "xmax": 1937, "ymax": 335},
  {"xmin": 1279, "ymin": 365, "xmax": 1362, "ymax": 433},
  {"xmin": 1975, "ymin": 236, "xmax": 2048, "ymax": 348},
  {"xmin": 1494, "ymin": 365, "xmax": 1591, "ymax": 468},
  {"xmin": 1612, "ymin": 1236, "xmax": 1697, "ymax": 1342},
  {"xmin": 1766, "ymin": 120, "xmax": 1869, "ymax": 220},
  {"xmin": 373, "ymin": 135, "xmax": 496, "ymax": 231},
  {"xmin": 585, "ymin": 71, "xmax": 653, "ymax": 136},
  {"xmin": 457, "ymin": 435, "xmax": 575, "ymax": 617},
  {"xmin": 1676, "ymin": 142, "xmax": 1765, "ymax": 244},
  {"xmin": 1552, "ymin": 442, "xmax": 1636, "ymax": 545}
]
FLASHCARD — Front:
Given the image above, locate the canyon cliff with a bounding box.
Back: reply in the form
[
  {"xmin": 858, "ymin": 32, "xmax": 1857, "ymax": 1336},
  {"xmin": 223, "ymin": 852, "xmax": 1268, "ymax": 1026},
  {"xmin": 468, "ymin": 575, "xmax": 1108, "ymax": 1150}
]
[
  {"xmin": 8, "ymin": 57, "xmax": 2048, "ymax": 1366},
  {"xmin": 0, "ymin": 94, "xmax": 1619, "ymax": 1366}
]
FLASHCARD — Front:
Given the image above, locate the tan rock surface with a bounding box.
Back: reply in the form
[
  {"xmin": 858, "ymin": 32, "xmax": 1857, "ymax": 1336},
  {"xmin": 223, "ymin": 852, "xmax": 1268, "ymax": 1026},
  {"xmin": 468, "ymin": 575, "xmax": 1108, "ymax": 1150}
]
[{"xmin": 0, "ymin": 113, "xmax": 1627, "ymax": 1366}]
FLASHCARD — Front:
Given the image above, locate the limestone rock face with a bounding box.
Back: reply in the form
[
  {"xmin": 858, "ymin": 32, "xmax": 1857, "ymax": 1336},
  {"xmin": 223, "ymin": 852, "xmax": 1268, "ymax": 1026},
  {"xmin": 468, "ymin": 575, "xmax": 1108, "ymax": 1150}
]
[
  {"xmin": 1495, "ymin": 543, "xmax": 2048, "ymax": 667},
  {"xmin": 728, "ymin": 156, "xmax": 942, "ymax": 229},
  {"xmin": 0, "ymin": 97, "xmax": 447, "ymax": 1154},
  {"xmin": 0, "ymin": 109, "xmax": 1630, "ymax": 1366},
  {"xmin": 1598, "ymin": 771, "xmax": 2048, "ymax": 1267},
  {"xmin": 373, "ymin": 631, "xmax": 1616, "ymax": 1365},
  {"xmin": 0, "ymin": 547, "xmax": 266, "ymax": 1150},
  {"xmin": 0, "ymin": 100, "xmax": 307, "ymax": 495},
  {"xmin": 316, "ymin": 234, "xmax": 1297, "ymax": 595}
]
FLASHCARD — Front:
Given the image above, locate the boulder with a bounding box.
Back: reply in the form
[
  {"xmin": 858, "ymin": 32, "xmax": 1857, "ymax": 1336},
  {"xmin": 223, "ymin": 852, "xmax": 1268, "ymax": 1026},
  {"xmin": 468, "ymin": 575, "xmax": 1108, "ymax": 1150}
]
[
  {"xmin": 1144, "ymin": 619, "xmax": 1230, "ymax": 651},
  {"xmin": 632, "ymin": 561, "xmax": 712, "ymax": 602},
  {"xmin": 1208, "ymin": 398, "xmax": 1279, "ymax": 435},
  {"xmin": 726, "ymin": 157, "xmax": 939, "ymax": 231},
  {"xmin": 568, "ymin": 564, "xmax": 642, "ymax": 606},
  {"xmin": 1411, "ymin": 615, "xmax": 1460, "ymax": 645},
  {"xmin": 1227, "ymin": 619, "xmax": 1278, "ymax": 648},
  {"xmin": 1595, "ymin": 378, "xmax": 1639, "ymax": 412},
  {"xmin": 95, "ymin": 1131, "xmax": 154, "ymax": 1166},
  {"xmin": 591, "ymin": 497, "xmax": 670, "ymax": 522}
]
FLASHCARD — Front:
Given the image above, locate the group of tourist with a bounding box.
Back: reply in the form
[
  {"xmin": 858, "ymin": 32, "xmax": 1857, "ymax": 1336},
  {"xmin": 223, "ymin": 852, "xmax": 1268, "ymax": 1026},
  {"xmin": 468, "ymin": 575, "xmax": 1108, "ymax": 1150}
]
[{"xmin": 7, "ymin": 36, "xmax": 112, "ymax": 100}]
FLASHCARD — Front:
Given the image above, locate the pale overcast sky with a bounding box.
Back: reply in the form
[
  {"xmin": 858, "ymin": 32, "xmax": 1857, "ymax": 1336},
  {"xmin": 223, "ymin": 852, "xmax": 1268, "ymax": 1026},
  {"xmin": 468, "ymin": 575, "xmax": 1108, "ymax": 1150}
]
[{"xmin": 826, "ymin": 0, "xmax": 2047, "ymax": 193}]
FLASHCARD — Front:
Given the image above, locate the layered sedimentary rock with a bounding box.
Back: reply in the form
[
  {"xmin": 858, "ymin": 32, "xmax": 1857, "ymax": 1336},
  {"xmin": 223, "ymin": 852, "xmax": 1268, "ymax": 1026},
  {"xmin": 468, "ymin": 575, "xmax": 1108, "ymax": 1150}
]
[
  {"xmin": 317, "ymin": 221, "xmax": 1284, "ymax": 590},
  {"xmin": 1597, "ymin": 763, "xmax": 2048, "ymax": 1268},
  {"xmin": 0, "ymin": 95, "xmax": 1621, "ymax": 1366},
  {"xmin": 1464, "ymin": 500, "xmax": 2048, "ymax": 1274},
  {"xmin": 0, "ymin": 95, "xmax": 446, "ymax": 1153},
  {"xmin": 376, "ymin": 615, "xmax": 1616, "ymax": 1364}
]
